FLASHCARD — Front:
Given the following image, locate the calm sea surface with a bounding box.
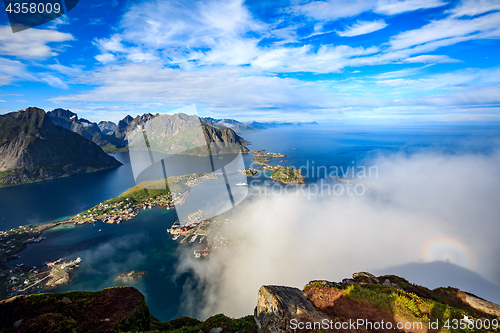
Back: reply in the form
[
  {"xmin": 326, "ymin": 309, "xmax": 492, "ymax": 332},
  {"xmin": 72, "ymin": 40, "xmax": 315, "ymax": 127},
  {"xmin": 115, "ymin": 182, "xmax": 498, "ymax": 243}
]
[{"xmin": 1, "ymin": 123, "xmax": 499, "ymax": 320}]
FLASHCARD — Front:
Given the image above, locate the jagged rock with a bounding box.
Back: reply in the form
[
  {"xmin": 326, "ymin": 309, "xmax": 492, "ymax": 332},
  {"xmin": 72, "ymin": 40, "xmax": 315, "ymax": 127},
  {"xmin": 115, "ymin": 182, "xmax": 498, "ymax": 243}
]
[
  {"xmin": 13, "ymin": 320, "xmax": 22, "ymax": 327},
  {"xmin": 307, "ymin": 280, "xmax": 341, "ymax": 288},
  {"xmin": 127, "ymin": 113, "xmax": 249, "ymax": 155},
  {"xmin": 114, "ymin": 270, "xmax": 147, "ymax": 284},
  {"xmin": 98, "ymin": 121, "xmax": 117, "ymax": 135},
  {"xmin": 209, "ymin": 327, "xmax": 222, "ymax": 333},
  {"xmin": 341, "ymin": 278, "xmax": 356, "ymax": 285},
  {"xmin": 465, "ymin": 293, "xmax": 500, "ymax": 318},
  {"xmin": 48, "ymin": 108, "xmax": 126, "ymax": 149},
  {"xmin": 61, "ymin": 297, "xmax": 72, "ymax": 304},
  {"xmin": 254, "ymin": 285, "xmax": 328, "ymax": 333},
  {"xmin": 352, "ymin": 272, "xmax": 380, "ymax": 284},
  {"xmin": 383, "ymin": 279, "xmax": 402, "ymax": 289}
]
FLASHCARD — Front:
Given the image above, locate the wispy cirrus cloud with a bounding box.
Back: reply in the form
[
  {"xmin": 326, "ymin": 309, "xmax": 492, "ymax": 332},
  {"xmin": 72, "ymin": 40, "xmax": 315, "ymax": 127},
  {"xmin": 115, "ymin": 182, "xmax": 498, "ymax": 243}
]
[
  {"xmin": 293, "ymin": 0, "xmax": 373, "ymax": 20},
  {"xmin": 375, "ymin": 0, "xmax": 447, "ymax": 15},
  {"xmin": 389, "ymin": 11, "xmax": 500, "ymax": 50},
  {"xmin": 404, "ymin": 54, "xmax": 460, "ymax": 63},
  {"xmin": 447, "ymin": 0, "xmax": 500, "ymax": 18},
  {"xmin": 293, "ymin": 0, "xmax": 447, "ymax": 20},
  {"xmin": 0, "ymin": 58, "xmax": 32, "ymax": 86},
  {"xmin": 337, "ymin": 20, "xmax": 388, "ymax": 37}
]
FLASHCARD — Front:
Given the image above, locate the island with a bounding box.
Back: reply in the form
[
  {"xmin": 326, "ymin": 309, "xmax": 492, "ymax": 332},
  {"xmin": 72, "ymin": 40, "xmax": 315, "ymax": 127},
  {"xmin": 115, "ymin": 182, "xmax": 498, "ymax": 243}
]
[
  {"xmin": 247, "ymin": 149, "xmax": 305, "ymax": 185},
  {"xmin": 238, "ymin": 168, "xmax": 259, "ymax": 176},
  {"xmin": 269, "ymin": 165, "xmax": 304, "ymax": 185},
  {"xmin": 333, "ymin": 176, "xmax": 357, "ymax": 184},
  {"xmin": 252, "ymin": 157, "xmax": 270, "ymax": 165},
  {"xmin": 114, "ymin": 270, "xmax": 147, "ymax": 284}
]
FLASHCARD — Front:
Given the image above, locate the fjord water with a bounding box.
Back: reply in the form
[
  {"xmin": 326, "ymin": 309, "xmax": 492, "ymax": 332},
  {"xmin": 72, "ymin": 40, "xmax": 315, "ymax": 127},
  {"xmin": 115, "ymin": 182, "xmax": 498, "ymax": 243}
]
[{"xmin": 1, "ymin": 123, "xmax": 500, "ymax": 321}]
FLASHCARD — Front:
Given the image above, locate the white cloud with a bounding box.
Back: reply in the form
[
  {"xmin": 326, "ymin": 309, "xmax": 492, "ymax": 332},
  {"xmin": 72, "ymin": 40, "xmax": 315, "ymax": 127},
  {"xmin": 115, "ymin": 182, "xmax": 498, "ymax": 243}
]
[
  {"xmin": 0, "ymin": 57, "xmax": 34, "ymax": 85},
  {"xmin": 375, "ymin": 65, "xmax": 430, "ymax": 79},
  {"xmin": 94, "ymin": 34, "xmax": 126, "ymax": 53},
  {"xmin": 46, "ymin": 16, "xmax": 71, "ymax": 30},
  {"xmin": 119, "ymin": 0, "xmax": 266, "ymax": 49},
  {"xmin": 40, "ymin": 74, "xmax": 68, "ymax": 89},
  {"xmin": 46, "ymin": 64, "xmax": 84, "ymax": 76},
  {"xmin": 376, "ymin": 78, "xmax": 425, "ymax": 86},
  {"xmin": 389, "ymin": 11, "xmax": 500, "ymax": 51},
  {"xmin": 404, "ymin": 54, "xmax": 460, "ymax": 63},
  {"xmin": 294, "ymin": 0, "xmax": 373, "ymax": 20},
  {"xmin": 448, "ymin": 0, "xmax": 500, "ymax": 17},
  {"xmin": 294, "ymin": 0, "xmax": 447, "ymax": 20},
  {"xmin": 415, "ymin": 85, "xmax": 500, "ymax": 106},
  {"xmin": 337, "ymin": 20, "xmax": 388, "ymax": 37},
  {"xmin": 375, "ymin": 0, "xmax": 447, "ymax": 15},
  {"xmin": 49, "ymin": 62, "xmax": 390, "ymax": 112},
  {"xmin": 0, "ymin": 26, "xmax": 74, "ymax": 58},
  {"xmin": 95, "ymin": 53, "xmax": 116, "ymax": 64}
]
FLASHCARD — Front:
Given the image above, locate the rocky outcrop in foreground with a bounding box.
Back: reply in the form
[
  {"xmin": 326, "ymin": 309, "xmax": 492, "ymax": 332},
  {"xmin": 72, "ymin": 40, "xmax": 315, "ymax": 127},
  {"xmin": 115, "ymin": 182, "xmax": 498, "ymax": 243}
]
[
  {"xmin": 2, "ymin": 271, "xmax": 500, "ymax": 332},
  {"xmin": 255, "ymin": 272, "xmax": 500, "ymax": 333},
  {"xmin": 0, "ymin": 287, "xmax": 149, "ymax": 332},
  {"xmin": 0, "ymin": 287, "xmax": 257, "ymax": 333}
]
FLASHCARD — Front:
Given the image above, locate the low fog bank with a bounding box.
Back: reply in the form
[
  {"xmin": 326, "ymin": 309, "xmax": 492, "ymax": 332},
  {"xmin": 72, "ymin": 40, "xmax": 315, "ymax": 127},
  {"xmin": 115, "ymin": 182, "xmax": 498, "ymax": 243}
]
[{"xmin": 175, "ymin": 150, "xmax": 500, "ymax": 319}]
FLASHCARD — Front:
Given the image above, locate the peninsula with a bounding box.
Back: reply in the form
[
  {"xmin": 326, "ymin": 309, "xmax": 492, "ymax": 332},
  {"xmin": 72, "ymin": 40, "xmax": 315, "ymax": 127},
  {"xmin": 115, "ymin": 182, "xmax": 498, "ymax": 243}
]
[{"xmin": 71, "ymin": 173, "xmax": 218, "ymax": 225}]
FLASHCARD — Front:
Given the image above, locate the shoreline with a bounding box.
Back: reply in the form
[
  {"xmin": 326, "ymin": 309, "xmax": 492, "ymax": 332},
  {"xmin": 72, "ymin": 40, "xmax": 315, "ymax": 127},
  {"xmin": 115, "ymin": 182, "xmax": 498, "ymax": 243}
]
[{"xmin": 0, "ymin": 148, "xmax": 302, "ymax": 297}]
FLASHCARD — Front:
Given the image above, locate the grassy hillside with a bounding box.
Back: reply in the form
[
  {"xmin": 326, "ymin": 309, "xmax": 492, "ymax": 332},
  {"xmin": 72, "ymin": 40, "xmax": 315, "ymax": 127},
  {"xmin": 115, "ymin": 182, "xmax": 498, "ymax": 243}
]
[{"xmin": 304, "ymin": 275, "xmax": 500, "ymax": 333}]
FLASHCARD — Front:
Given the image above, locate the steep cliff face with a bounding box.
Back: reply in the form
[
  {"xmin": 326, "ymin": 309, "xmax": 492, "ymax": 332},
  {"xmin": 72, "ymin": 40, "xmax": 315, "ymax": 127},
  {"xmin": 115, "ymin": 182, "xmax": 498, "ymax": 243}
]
[
  {"xmin": 254, "ymin": 285, "xmax": 328, "ymax": 333},
  {"xmin": 127, "ymin": 113, "xmax": 249, "ymax": 155},
  {"xmin": 98, "ymin": 120, "xmax": 117, "ymax": 134},
  {"xmin": 114, "ymin": 114, "xmax": 156, "ymax": 141},
  {"xmin": 255, "ymin": 272, "xmax": 500, "ymax": 333},
  {"xmin": 47, "ymin": 108, "xmax": 101, "ymax": 141},
  {"xmin": 48, "ymin": 109, "xmax": 126, "ymax": 149},
  {"xmin": 0, "ymin": 107, "xmax": 122, "ymax": 185}
]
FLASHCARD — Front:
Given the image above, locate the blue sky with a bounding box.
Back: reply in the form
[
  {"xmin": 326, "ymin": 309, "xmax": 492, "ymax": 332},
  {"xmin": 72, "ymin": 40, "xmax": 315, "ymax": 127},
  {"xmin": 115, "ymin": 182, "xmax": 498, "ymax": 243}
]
[{"xmin": 1, "ymin": 0, "xmax": 500, "ymax": 123}]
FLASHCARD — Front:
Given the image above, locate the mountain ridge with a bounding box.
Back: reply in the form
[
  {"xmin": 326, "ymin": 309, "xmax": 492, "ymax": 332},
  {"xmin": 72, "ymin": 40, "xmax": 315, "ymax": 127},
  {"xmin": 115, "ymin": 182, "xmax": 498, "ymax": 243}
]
[{"xmin": 0, "ymin": 107, "xmax": 122, "ymax": 186}]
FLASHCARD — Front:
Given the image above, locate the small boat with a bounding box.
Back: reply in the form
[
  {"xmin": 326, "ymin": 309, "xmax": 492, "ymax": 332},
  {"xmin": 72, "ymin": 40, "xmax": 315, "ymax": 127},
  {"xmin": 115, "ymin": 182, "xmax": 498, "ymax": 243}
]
[
  {"xmin": 99, "ymin": 229, "xmax": 102, "ymax": 232},
  {"xmin": 172, "ymin": 235, "xmax": 180, "ymax": 241},
  {"xmin": 236, "ymin": 183, "xmax": 248, "ymax": 186}
]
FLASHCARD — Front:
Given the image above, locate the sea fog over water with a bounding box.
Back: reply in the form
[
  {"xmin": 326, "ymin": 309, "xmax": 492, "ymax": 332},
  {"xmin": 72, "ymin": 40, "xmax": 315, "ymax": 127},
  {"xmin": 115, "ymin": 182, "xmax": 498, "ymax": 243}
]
[{"xmin": 1, "ymin": 123, "xmax": 500, "ymax": 321}]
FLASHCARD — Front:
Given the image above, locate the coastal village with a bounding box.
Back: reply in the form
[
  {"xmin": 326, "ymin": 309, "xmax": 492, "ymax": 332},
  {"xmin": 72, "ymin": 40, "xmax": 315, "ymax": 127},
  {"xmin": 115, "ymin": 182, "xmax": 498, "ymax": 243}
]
[
  {"xmin": 167, "ymin": 211, "xmax": 236, "ymax": 259},
  {"xmin": 0, "ymin": 225, "xmax": 83, "ymax": 298},
  {"xmin": 70, "ymin": 173, "xmax": 218, "ymax": 225}
]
